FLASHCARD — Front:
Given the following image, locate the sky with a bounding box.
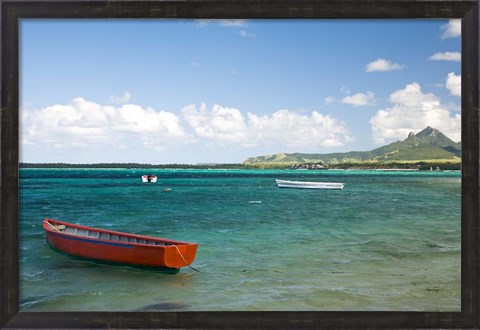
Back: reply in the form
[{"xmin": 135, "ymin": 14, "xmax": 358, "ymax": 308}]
[{"xmin": 20, "ymin": 19, "xmax": 461, "ymax": 164}]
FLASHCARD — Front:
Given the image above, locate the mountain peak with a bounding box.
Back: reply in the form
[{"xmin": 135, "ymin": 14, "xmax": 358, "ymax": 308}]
[
  {"xmin": 406, "ymin": 127, "xmax": 460, "ymax": 154},
  {"xmin": 416, "ymin": 126, "xmax": 438, "ymax": 138}
]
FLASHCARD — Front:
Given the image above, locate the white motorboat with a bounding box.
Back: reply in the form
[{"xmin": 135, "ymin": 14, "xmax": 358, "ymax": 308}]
[
  {"xmin": 275, "ymin": 179, "xmax": 344, "ymax": 190},
  {"xmin": 142, "ymin": 175, "xmax": 157, "ymax": 183}
]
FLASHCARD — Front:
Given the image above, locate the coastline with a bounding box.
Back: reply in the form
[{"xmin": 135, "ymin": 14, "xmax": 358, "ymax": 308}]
[{"xmin": 20, "ymin": 161, "xmax": 462, "ymax": 171}]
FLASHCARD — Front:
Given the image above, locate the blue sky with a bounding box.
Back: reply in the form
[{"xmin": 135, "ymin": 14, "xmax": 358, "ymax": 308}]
[{"xmin": 20, "ymin": 19, "xmax": 461, "ymax": 164}]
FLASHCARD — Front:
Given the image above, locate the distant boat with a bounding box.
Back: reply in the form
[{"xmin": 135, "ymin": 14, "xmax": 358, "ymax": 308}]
[
  {"xmin": 43, "ymin": 218, "xmax": 198, "ymax": 271},
  {"xmin": 142, "ymin": 174, "xmax": 157, "ymax": 183},
  {"xmin": 275, "ymin": 179, "xmax": 345, "ymax": 190}
]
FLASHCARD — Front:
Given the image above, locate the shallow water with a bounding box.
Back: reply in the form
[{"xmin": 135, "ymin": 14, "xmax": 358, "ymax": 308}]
[{"xmin": 19, "ymin": 168, "xmax": 461, "ymax": 311}]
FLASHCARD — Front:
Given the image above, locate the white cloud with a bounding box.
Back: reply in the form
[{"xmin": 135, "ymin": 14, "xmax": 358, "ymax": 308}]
[
  {"xmin": 219, "ymin": 19, "xmax": 248, "ymax": 27},
  {"xmin": 324, "ymin": 96, "xmax": 336, "ymax": 104},
  {"xmin": 370, "ymin": 82, "xmax": 461, "ymax": 144},
  {"xmin": 196, "ymin": 19, "xmax": 248, "ymax": 27},
  {"xmin": 341, "ymin": 92, "xmax": 376, "ymax": 107},
  {"xmin": 22, "ymin": 98, "xmax": 189, "ymax": 151},
  {"xmin": 248, "ymin": 110, "xmax": 353, "ymax": 149},
  {"xmin": 109, "ymin": 91, "xmax": 131, "ymax": 104},
  {"xmin": 441, "ymin": 19, "xmax": 461, "ymax": 39},
  {"xmin": 182, "ymin": 103, "xmax": 249, "ymax": 145},
  {"xmin": 335, "ymin": 87, "xmax": 376, "ymax": 107},
  {"xmin": 22, "ymin": 98, "xmax": 355, "ymax": 157},
  {"xmin": 429, "ymin": 52, "xmax": 461, "ymax": 62},
  {"xmin": 445, "ymin": 101, "xmax": 461, "ymax": 113},
  {"xmin": 446, "ymin": 72, "xmax": 461, "ymax": 97},
  {"xmin": 182, "ymin": 104, "xmax": 353, "ymax": 150},
  {"xmin": 366, "ymin": 58, "xmax": 404, "ymax": 72},
  {"xmin": 238, "ymin": 30, "xmax": 256, "ymax": 37}
]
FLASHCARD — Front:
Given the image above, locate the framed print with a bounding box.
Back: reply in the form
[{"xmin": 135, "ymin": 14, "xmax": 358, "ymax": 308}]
[{"xmin": 1, "ymin": 0, "xmax": 479, "ymax": 328}]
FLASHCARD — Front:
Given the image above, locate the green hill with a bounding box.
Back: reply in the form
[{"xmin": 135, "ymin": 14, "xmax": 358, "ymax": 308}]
[{"xmin": 243, "ymin": 126, "xmax": 461, "ymax": 166}]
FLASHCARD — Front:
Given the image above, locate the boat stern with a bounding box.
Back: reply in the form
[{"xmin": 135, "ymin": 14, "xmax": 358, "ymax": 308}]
[{"xmin": 164, "ymin": 243, "xmax": 199, "ymax": 269}]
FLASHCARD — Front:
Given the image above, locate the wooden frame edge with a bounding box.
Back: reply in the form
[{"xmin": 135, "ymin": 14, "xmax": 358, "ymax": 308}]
[{"xmin": 1, "ymin": 1, "xmax": 479, "ymax": 328}]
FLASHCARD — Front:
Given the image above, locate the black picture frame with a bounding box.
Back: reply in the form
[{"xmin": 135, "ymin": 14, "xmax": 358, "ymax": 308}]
[{"xmin": 1, "ymin": 0, "xmax": 479, "ymax": 328}]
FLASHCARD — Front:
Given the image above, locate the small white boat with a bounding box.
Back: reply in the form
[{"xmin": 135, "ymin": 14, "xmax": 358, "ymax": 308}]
[
  {"xmin": 142, "ymin": 175, "xmax": 157, "ymax": 183},
  {"xmin": 275, "ymin": 179, "xmax": 344, "ymax": 190}
]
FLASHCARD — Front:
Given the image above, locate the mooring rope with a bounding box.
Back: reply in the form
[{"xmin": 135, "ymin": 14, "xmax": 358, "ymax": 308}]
[{"xmin": 173, "ymin": 245, "xmax": 200, "ymax": 272}]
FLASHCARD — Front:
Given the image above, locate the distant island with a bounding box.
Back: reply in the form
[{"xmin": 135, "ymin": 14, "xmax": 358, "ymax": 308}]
[
  {"xmin": 20, "ymin": 127, "xmax": 462, "ymax": 171},
  {"xmin": 242, "ymin": 126, "xmax": 461, "ymax": 170}
]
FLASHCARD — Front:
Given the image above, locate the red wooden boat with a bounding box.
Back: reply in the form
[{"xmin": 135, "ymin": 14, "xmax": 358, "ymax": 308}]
[{"xmin": 43, "ymin": 218, "xmax": 198, "ymax": 271}]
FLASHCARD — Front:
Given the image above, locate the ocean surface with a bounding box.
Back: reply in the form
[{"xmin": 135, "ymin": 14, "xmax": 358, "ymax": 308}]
[{"xmin": 19, "ymin": 168, "xmax": 461, "ymax": 311}]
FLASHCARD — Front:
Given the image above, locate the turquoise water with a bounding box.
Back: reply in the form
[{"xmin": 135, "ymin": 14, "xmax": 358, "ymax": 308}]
[{"xmin": 19, "ymin": 168, "xmax": 461, "ymax": 311}]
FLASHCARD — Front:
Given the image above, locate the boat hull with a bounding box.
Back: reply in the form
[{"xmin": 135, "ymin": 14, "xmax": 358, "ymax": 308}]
[
  {"xmin": 43, "ymin": 218, "xmax": 198, "ymax": 270},
  {"xmin": 46, "ymin": 242, "xmax": 181, "ymax": 273},
  {"xmin": 275, "ymin": 179, "xmax": 344, "ymax": 190}
]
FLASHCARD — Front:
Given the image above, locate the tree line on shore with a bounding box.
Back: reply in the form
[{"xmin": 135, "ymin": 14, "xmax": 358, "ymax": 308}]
[{"xmin": 20, "ymin": 161, "xmax": 461, "ymax": 171}]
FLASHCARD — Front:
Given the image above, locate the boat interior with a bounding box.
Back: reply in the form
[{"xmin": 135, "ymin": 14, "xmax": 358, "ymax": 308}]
[{"xmin": 46, "ymin": 221, "xmax": 172, "ymax": 246}]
